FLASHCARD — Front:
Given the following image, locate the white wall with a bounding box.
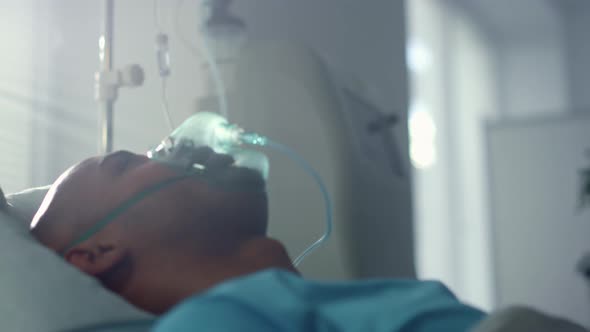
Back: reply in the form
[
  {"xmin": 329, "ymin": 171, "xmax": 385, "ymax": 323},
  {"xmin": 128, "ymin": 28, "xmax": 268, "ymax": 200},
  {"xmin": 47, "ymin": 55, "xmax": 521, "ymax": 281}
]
[
  {"xmin": 408, "ymin": 0, "xmax": 579, "ymax": 311},
  {"xmin": 407, "ymin": 0, "xmax": 457, "ymax": 292},
  {"xmin": 457, "ymin": 0, "xmax": 570, "ymax": 117},
  {"xmin": 29, "ymin": 0, "xmax": 411, "ymax": 280},
  {"xmin": 487, "ymin": 115, "xmax": 590, "ymax": 327},
  {"xmin": 0, "ymin": 0, "xmax": 34, "ymax": 193},
  {"xmin": 497, "ymin": 41, "xmax": 569, "ymax": 117},
  {"xmin": 30, "ymin": 1, "xmax": 102, "ymax": 182},
  {"xmin": 446, "ymin": 7, "xmax": 498, "ymax": 309},
  {"xmin": 232, "ymin": 0, "xmax": 408, "ymax": 114},
  {"xmin": 408, "ymin": 0, "xmax": 498, "ymax": 310}
]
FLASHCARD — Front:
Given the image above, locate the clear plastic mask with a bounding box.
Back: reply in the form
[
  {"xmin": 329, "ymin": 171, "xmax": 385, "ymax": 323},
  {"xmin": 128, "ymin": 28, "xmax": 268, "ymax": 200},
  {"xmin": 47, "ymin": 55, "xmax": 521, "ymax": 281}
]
[{"xmin": 148, "ymin": 112, "xmax": 269, "ymax": 180}]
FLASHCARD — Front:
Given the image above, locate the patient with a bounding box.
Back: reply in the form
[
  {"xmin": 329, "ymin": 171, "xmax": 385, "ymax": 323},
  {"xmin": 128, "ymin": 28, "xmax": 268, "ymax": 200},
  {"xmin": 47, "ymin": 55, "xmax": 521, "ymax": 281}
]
[{"xmin": 31, "ymin": 147, "xmax": 485, "ymax": 331}]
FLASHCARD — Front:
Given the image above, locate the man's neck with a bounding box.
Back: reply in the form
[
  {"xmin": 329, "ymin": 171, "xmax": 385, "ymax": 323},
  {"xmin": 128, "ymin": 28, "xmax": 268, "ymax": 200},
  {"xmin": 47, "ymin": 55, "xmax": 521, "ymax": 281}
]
[{"xmin": 117, "ymin": 237, "xmax": 297, "ymax": 314}]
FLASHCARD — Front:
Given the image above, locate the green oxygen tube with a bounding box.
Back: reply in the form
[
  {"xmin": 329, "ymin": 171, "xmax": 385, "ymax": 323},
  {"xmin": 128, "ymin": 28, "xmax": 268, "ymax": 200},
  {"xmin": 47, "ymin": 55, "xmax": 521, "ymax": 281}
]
[{"xmin": 150, "ymin": 111, "xmax": 334, "ymax": 267}]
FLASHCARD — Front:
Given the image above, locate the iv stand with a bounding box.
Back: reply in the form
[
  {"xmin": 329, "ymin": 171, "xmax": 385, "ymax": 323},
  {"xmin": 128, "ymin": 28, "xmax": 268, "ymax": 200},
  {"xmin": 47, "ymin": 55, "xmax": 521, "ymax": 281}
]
[
  {"xmin": 96, "ymin": 0, "xmax": 144, "ymax": 154},
  {"xmin": 98, "ymin": 0, "xmax": 115, "ymax": 154}
]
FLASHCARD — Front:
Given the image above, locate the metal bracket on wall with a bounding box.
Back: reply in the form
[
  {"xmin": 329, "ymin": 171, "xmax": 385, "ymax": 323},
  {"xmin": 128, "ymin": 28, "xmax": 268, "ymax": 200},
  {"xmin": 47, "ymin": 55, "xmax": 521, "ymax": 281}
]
[
  {"xmin": 579, "ymin": 149, "xmax": 590, "ymax": 209},
  {"xmin": 0, "ymin": 187, "xmax": 6, "ymax": 209}
]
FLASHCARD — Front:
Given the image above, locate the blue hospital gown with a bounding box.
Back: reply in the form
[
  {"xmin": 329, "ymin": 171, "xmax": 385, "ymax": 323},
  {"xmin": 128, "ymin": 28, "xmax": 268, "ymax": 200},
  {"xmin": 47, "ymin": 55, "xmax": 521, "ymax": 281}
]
[{"xmin": 154, "ymin": 269, "xmax": 484, "ymax": 332}]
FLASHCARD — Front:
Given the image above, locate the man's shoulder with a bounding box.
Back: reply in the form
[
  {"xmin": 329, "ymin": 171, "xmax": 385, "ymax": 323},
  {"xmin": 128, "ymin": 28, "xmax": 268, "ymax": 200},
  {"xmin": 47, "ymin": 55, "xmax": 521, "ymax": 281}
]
[
  {"xmin": 154, "ymin": 269, "xmax": 485, "ymax": 332},
  {"xmin": 153, "ymin": 270, "xmax": 294, "ymax": 331},
  {"xmin": 193, "ymin": 269, "xmax": 456, "ymax": 305}
]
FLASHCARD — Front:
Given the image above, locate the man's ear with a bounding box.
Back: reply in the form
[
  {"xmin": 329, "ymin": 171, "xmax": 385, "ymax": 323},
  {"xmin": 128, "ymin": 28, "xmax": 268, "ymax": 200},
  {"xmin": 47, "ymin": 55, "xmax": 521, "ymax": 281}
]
[{"xmin": 65, "ymin": 243, "xmax": 127, "ymax": 276}]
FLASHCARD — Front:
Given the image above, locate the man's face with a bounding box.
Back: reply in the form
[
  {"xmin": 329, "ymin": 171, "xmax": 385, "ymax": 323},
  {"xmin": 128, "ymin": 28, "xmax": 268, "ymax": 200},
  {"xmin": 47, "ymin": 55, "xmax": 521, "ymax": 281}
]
[
  {"xmin": 31, "ymin": 148, "xmax": 268, "ymax": 313},
  {"xmin": 31, "ymin": 146, "xmax": 246, "ymax": 253},
  {"xmin": 32, "ymin": 150, "xmax": 182, "ymax": 251}
]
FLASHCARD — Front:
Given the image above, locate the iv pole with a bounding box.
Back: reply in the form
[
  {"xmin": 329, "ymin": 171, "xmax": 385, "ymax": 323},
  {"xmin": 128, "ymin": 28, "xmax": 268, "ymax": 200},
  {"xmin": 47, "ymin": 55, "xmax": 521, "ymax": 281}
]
[
  {"xmin": 96, "ymin": 0, "xmax": 144, "ymax": 154},
  {"xmin": 95, "ymin": 0, "xmax": 245, "ymax": 153},
  {"xmin": 98, "ymin": 0, "xmax": 115, "ymax": 154},
  {"xmin": 94, "ymin": 0, "xmax": 240, "ymax": 153}
]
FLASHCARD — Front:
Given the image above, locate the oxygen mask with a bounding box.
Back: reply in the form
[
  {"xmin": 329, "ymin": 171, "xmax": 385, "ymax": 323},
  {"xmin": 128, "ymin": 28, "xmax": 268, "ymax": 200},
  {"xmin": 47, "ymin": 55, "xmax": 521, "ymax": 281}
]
[{"xmin": 148, "ymin": 112, "xmax": 270, "ymax": 180}]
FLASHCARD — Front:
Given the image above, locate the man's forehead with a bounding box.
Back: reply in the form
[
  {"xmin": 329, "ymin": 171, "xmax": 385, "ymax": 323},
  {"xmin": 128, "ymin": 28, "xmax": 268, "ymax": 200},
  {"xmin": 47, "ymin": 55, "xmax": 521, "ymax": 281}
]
[
  {"xmin": 56, "ymin": 157, "xmax": 102, "ymax": 190},
  {"xmin": 31, "ymin": 157, "xmax": 104, "ymax": 228}
]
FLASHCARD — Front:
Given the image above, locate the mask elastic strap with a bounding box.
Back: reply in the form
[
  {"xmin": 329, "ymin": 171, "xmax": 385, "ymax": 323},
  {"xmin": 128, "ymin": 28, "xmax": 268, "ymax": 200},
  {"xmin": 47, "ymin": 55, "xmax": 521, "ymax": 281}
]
[{"xmin": 60, "ymin": 174, "xmax": 191, "ymax": 256}]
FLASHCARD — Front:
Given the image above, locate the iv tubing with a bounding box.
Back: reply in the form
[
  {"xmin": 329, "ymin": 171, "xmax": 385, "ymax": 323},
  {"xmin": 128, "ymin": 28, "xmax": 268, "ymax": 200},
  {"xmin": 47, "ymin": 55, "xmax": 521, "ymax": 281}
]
[
  {"xmin": 153, "ymin": 0, "xmax": 175, "ymax": 131},
  {"xmin": 153, "ymin": 0, "xmax": 163, "ymax": 32},
  {"xmin": 160, "ymin": 78, "xmax": 175, "ymax": 131}
]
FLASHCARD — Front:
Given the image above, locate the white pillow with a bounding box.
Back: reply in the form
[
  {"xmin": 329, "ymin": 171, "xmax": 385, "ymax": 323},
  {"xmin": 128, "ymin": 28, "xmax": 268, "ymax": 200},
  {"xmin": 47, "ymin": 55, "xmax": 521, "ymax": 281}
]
[
  {"xmin": 5, "ymin": 186, "xmax": 51, "ymax": 230},
  {"xmin": 0, "ymin": 187, "xmax": 153, "ymax": 332}
]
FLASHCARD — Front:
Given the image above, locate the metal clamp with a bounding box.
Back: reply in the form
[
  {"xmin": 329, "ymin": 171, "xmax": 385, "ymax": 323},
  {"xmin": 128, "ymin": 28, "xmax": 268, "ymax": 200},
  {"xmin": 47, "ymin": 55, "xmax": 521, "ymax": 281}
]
[{"xmin": 94, "ymin": 64, "xmax": 145, "ymax": 102}]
